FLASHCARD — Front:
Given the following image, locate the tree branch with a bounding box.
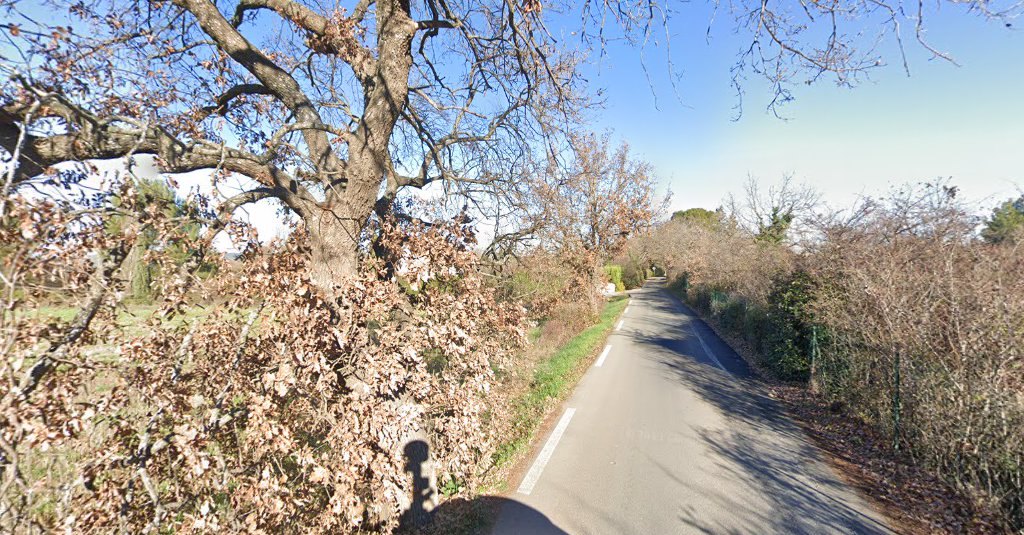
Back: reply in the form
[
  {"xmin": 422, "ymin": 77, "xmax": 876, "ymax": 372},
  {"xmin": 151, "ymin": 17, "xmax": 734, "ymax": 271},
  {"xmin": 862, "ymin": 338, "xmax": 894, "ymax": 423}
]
[
  {"xmin": 173, "ymin": 0, "xmax": 346, "ymax": 184},
  {"xmin": 1, "ymin": 91, "xmax": 314, "ymax": 210},
  {"xmin": 229, "ymin": 0, "xmax": 376, "ymax": 79},
  {"xmin": 196, "ymin": 83, "xmax": 272, "ymax": 119}
]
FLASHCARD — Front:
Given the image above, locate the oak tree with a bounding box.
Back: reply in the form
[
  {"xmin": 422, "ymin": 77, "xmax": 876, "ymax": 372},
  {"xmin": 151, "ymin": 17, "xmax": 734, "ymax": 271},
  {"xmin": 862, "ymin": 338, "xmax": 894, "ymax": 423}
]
[{"xmin": 3, "ymin": 0, "xmax": 1016, "ymax": 291}]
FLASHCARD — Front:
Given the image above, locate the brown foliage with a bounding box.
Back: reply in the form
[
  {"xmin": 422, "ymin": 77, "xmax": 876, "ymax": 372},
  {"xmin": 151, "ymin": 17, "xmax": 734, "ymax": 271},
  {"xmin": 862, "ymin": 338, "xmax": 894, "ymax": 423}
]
[
  {"xmin": 642, "ymin": 216, "xmax": 793, "ymax": 306},
  {"xmin": 2, "ymin": 189, "xmax": 527, "ymax": 533},
  {"xmin": 809, "ymin": 186, "xmax": 1024, "ymax": 527},
  {"xmin": 636, "ymin": 183, "xmax": 1024, "ymax": 527}
]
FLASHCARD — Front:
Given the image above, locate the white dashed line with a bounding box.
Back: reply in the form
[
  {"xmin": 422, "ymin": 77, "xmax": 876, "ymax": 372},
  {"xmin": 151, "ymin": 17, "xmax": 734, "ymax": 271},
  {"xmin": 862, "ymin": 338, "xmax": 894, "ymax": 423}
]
[
  {"xmin": 517, "ymin": 407, "xmax": 576, "ymax": 495},
  {"xmin": 594, "ymin": 344, "xmax": 612, "ymax": 367},
  {"xmin": 615, "ymin": 319, "xmax": 624, "ymax": 331}
]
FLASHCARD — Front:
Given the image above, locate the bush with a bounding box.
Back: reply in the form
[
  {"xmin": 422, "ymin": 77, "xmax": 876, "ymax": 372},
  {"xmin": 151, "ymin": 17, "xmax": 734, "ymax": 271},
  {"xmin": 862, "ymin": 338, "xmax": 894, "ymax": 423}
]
[
  {"xmin": 620, "ymin": 261, "xmax": 648, "ymax": 289},
  {"xmin": 717, "ymin": 297, "xmax": 747, "ymax": 332},
  {"xmin": 667, "ymin": 273, "xmax": 689, "ymax": 297},
  {"xmin": 603, "ymin": 264, "xmax": 625, "ymax": 292},
  {"xmin": 809, "ymin": 185, "xmax": 1024, "ymax": 528},
  {"xmin": 740, "ymin": 305, "xmax": 772, "ymax": 351},
  {"xmin": 2, "ymin": 214, "xmax": 528, "ymax": 533},
  {"xmin": 648, "ymin": 182, "xmax": 1024, "ymax": 528},
  {"xmin": 687, "ymin": 284, "xmax": 713, "ymax": 314},
  {"xmin": 761, "ymin": 271, "xmax": 817, "ymax": 380},
  {"xmin": 496, "ymin": 252, "xmax": 573, "ymax": 318}
]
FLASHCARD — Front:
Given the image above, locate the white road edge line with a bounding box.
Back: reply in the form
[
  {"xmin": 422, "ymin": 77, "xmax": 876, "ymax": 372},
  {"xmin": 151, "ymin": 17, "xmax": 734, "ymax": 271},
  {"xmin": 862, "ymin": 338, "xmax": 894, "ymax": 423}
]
[
  {"xmin": 624, "ymin": 305, "xmax": 630, "ymax": 315},
  {"xmin": 594, "ymin": 344, "xmax": 612, "ymax": 367},
  {"xmin": 517, "ymin": 407, "xmax": 576, "ymax": 495},
  {"xmin": 689, "ymin": 323, "xmax": 727, "ymax": 372},
  {"xmin": 615, "ymin": 319, "xmax": 624, "ymax": 331}
]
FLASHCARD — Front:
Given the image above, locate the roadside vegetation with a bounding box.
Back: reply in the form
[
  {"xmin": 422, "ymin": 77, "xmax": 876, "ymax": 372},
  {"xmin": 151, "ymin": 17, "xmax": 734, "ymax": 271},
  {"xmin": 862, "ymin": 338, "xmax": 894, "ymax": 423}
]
[
  {"xmin": 2, "ymin": 0, "xmax": 1019, "ymax": 533},
  {"xmin": 492, "ymin": 295, "xmax": 628, "ymax": 470},
  {"xmin": 632, "ymin": 179, "xmax": 1024, "ymax": 531}
]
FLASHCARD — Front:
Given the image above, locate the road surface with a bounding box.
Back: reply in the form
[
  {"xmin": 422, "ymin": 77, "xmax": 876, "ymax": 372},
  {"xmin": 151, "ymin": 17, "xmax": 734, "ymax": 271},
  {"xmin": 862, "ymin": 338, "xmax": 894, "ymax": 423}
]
[{"xmin": 491, "ymin": 280, "xmax": 893, "ymax": 535}]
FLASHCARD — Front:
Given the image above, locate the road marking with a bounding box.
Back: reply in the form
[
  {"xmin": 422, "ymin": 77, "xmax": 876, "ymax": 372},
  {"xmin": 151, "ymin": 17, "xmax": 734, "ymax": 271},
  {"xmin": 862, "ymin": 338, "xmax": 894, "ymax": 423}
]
[
  {"xmin": 594, "ymin": 344, "xmax": 612, "ymax": 367},
  {"xmin": 624, "ymin": 305, "xmax": 630, "ymax": 315},
  {"xmin": 689, "ymin": 322, "xmax": 727, "ymax": 372},
  {"xmin": 615, "ymin": 319, "xmax": 624, "ymax": 331},
  {"xmin": 517, "ymin": 407, "xmax": 576, "ymax": 495}
]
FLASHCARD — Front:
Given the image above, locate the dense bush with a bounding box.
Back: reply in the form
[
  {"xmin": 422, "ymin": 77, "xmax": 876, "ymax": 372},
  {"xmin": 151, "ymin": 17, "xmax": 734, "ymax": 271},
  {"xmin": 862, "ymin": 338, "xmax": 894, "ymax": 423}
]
[
  {"xmin": 762, "ymin": 271, "xmax": 817, "ymax": 380},
  {"xmin": 620, "ymin": 260, "xmax": 650, "ymax": 289},
  {"xmin": 603, "ymin": 264, "xmax": 625, "ymax": 292},
  {"xmin": 652, "ymin": 184, "xmax": 1024, "ymax": 528},
  {"xmin": 494, "ymin": 251, "xmax": 576, "ymax": 319},
  {"xmin": 809, "ymin": 188, "xmax": 1024, "ymax": 527},
  {"xmin": 1, "ymin": 191, "xmax": 528, "ymax": 533}
]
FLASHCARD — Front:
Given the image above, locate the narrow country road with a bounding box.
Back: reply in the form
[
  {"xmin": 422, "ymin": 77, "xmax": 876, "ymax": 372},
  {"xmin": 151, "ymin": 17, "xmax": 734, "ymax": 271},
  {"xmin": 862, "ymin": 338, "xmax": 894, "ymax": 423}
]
[{"xmin": 491, "ymin": 279, "xmax": 894, "ymax": 535}]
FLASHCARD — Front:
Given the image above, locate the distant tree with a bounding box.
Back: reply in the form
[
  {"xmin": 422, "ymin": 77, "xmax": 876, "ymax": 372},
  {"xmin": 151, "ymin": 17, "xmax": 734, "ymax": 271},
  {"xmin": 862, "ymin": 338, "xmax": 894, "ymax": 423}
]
[
  {"xmin": 505, "ymin": 132, "xmax": 660, "ymax": 307},
  {"xmin": 982, "ymin": 195, "xmax": 1024, "ymax": 244},
  {"xmin": 671, "ymin": 207, "xmax": 723, "ymax": 229},
  {"xmin": 728, "ymin": 175, "xmax": 820, "ymax": 244},
  {"xmin": 108, "ymin": 178, "xmax": 204, "ymax": 300},
  {"xmin": 754, "ymin": 207, "xmax": 795, "ymax": 244}
]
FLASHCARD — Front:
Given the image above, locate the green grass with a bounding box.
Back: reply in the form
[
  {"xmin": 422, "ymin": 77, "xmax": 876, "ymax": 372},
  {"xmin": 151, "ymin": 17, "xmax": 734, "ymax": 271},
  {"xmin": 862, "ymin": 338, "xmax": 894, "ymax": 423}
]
[
  {"xmin": 492, "ymin": 296, "xmax": 628, "ymax": 469},
  {"xmin": 31, "ymin": 303, "xmax": 225, "ymax": 338}
]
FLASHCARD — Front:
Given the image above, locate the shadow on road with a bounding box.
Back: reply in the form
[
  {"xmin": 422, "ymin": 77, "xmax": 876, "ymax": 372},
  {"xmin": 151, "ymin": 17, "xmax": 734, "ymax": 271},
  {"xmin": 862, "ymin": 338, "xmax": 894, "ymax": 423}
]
[
  {"xmin": 397, "ymin": 439, "xmax": 566, "ymax": 535},
  {"xmin": 398, "ymin": 494, "xmax": 567, "ymax": 535},
  {"xmin": 622, "ymin": 284, "xmax": 892, "ymax": 534}
]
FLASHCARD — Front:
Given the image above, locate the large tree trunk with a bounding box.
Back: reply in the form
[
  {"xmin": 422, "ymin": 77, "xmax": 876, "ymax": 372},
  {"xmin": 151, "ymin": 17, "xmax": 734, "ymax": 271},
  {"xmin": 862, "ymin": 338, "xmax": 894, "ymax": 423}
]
[
  {"xmin": 301, "ymin": 3, "xmax": 437, "ymax": 525},
  {"xmin": 306, "ymin": 213, "xmax": 363, "ymax": 291}
]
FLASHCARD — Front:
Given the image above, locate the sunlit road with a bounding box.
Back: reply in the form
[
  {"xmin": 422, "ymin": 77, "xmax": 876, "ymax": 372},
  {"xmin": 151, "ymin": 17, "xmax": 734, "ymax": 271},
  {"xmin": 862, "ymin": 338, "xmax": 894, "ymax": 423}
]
[{"xmin": 491, "ymin": 279, "xmax": 893, "ymax": 535}]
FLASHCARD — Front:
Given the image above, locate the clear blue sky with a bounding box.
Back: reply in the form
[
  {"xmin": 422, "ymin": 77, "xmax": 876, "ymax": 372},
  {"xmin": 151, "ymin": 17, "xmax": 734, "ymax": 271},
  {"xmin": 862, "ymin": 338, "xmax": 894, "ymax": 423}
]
[{"xmin": 566, "ymin": 3, "xmax": 1024, "ymax": 214}]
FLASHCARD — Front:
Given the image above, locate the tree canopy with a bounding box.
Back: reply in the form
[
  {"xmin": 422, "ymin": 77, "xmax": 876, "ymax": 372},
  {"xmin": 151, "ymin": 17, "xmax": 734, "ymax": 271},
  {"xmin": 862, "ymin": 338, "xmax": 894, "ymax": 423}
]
[{"xmin": 982, "ymin": 195, "xmax": 1024, "ymax": 244}]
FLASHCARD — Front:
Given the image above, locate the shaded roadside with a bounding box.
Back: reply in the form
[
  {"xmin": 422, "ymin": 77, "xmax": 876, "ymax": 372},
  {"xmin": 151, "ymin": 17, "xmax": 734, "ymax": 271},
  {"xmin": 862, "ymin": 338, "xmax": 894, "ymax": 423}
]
[{"xmin": 660, "ymin": 283, "xmax": 1012, "ymax": 534}]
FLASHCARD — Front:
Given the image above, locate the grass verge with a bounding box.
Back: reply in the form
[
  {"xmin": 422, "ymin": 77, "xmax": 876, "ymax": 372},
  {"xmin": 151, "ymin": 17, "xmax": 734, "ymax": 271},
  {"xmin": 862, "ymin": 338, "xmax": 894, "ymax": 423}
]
[{"xmin": 492, "ymin": 295, "xmax": 628, "ymax": 472}]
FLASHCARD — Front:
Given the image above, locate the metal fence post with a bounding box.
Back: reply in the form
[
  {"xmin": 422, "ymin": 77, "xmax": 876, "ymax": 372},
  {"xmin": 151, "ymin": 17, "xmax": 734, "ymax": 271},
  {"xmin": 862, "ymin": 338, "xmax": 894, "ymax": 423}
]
[
  {"xmin": 809, "ymin": 325, "xmax": 820, "ymax": 394},
  {"xmin": 892, "ymin": 349, "xmax": 901, "ymax": 451}
]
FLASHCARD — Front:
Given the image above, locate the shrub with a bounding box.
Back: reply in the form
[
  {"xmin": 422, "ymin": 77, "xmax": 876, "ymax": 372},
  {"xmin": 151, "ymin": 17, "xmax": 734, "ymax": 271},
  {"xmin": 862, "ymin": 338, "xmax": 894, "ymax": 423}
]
[
  {"xmin": 761, "ymin": 271, "xmax": 817, "ymax": 380},
  {"xmin": 809, "ymin": 185, "xmax": 1024, "ymax": 528},
  {"xmin": 717, "ymin": 297, "xmax": 747, "ymax": 331},
  {"xmin": 603, "ymin": 264, "xmax": 625, "ymax": 292},
  {"xmin": 496, "ymin": 252, "xmax": 573, "ymax": 319},
  {"xmin": 667, "ymin": 273, "xmax": 689, "ymax": 297},
  {"xmin": 1, "ymin": 210, "xmax": 528, "ymax": 533},
  {"xmin": 688, "ymin": 284, "xmax": 714, "ymax": 314}
]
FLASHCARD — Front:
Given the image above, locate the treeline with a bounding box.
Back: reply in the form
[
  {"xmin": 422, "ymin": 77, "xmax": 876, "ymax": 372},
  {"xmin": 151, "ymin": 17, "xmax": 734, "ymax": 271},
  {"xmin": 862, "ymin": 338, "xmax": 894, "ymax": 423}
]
[{"xmin": 634, "ymin": 181, "xmax": 1024, "ymax": 529}]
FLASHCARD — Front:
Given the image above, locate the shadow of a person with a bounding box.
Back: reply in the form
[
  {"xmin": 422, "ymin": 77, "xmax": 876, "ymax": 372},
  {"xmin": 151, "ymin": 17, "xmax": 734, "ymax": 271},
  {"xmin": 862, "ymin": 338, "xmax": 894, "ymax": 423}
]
[
  {"xmin": 399, "ymin": 439, "xmax": 435, "ymax": 529},
  {"xmin": 397, "ymin": 440, "xmax": 566, "ymax": 534}
]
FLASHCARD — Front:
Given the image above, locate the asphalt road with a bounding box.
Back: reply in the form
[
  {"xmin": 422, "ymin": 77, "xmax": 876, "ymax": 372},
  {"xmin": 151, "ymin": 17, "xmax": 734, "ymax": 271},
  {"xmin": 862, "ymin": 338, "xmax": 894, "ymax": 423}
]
[{"xmin": 491, "ymin": 280, "xmax": 894, "ymax": 535}]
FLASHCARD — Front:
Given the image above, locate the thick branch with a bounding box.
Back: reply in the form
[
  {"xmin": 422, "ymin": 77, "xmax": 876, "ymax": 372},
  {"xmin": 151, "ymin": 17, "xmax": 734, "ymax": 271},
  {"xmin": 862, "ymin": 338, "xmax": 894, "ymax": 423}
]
[
  {"xmin": 229, "ymin": 0, "xmax": 376, "ymax": 79},
  {"xmin": 173, "ymin": 0, "xmax": 346, "ymax": 183},
  {"xmin": 0, "ymin": 108, "xmax": 48, "ymax": 181},
  {"xmin": 197, "ymin": 83, "xmax": 272, "ymax": 119},
  {"xmin": 1, "ymin": 93, "xmax": 313, "ymax": 211}
]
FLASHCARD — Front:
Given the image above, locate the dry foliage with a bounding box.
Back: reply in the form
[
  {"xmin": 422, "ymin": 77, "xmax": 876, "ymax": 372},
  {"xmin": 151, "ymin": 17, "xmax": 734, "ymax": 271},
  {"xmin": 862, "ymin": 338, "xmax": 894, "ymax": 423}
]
[
  {"xmin": 810, "ymin": 186, "xmax": 1024, "ymax": 528},
  {"xmin": 642, "ymin": 183, "xmax": 1024, "ymax": 528},
  {"xmin": 490, "ymin": 133, "xmax": 661, "ymax": 315},
  {"xmin": 643, "ymin": 217, "xmax": 793, "ymax": 306},
  {"xmin": 1, "ymin": 187, "xmax": 527, "ymax": 533}
]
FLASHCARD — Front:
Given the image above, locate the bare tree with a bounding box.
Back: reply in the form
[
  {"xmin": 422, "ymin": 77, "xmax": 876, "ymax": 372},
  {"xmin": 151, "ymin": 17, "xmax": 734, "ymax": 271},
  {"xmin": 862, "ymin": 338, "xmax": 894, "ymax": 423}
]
[
  {"xmin": 727, "ymin": 175, "xmax": 821, "ymax": 244},
  {"xmin": 494, "ymin": 132, "xmax": 660, "ymax": 302}
]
